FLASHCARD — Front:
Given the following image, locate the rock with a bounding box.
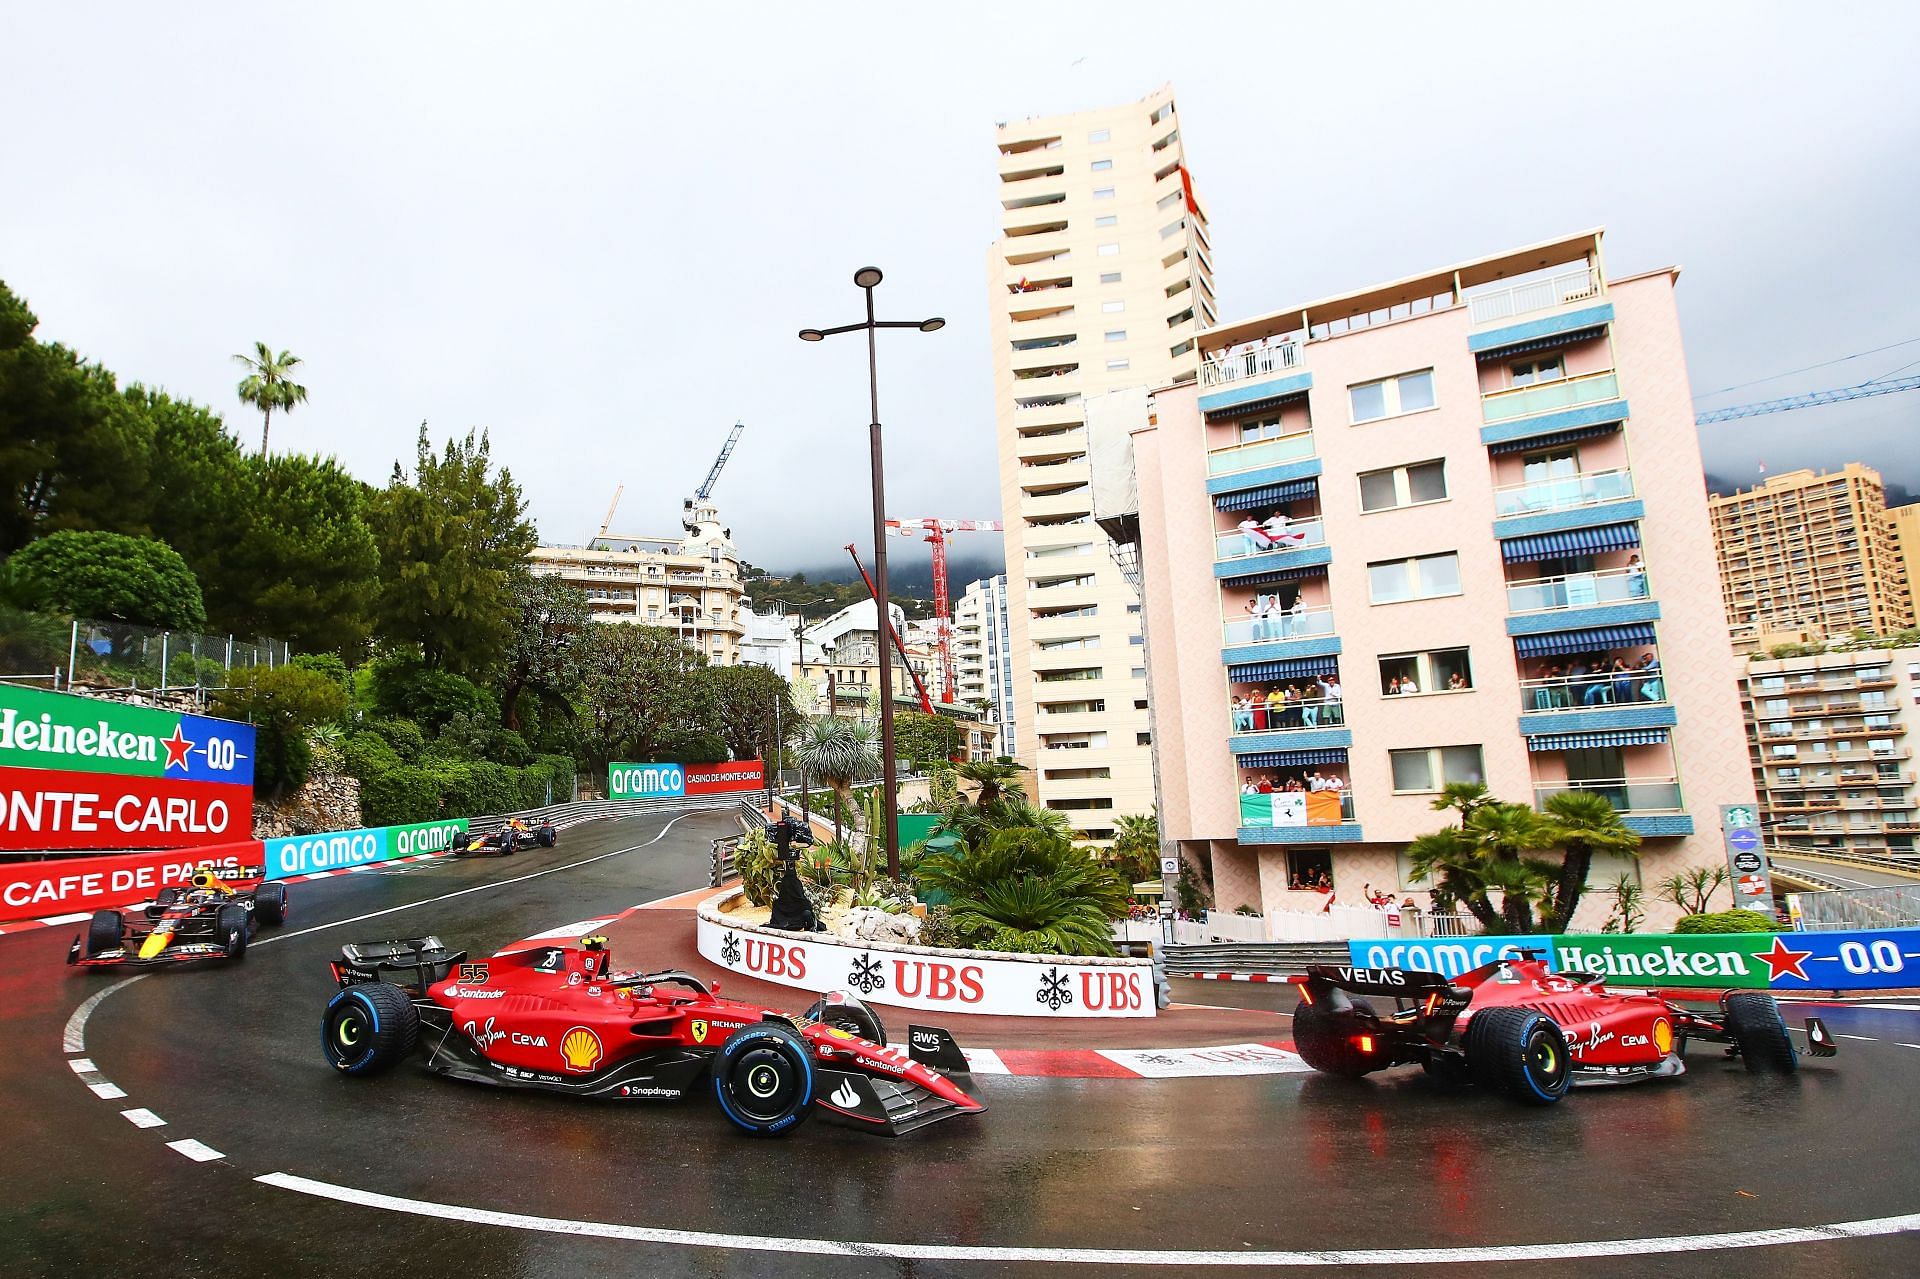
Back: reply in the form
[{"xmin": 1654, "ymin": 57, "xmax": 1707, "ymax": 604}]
[{"xmin": 846, "ymin": 906, "xmax": 922, "ymax": 944}]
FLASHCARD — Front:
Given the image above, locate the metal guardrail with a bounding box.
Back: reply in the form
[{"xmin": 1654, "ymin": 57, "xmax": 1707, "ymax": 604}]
[
  {"xmin": 1769, "ymin": 849, "xmax": 1920, "ymax": 881},
  {"xmin": 1790, "ymin": 884, "xmax": 1920, "ymax": 932},
  {"xmin": 1161, "ymin": 941, "xmax": 1352, "ymax": 976},
  {"xmin": 467, "ymin": 793, "xmax": 768, "ymax": 840},
  {"xmin": 709, "ymin": 805, "xmax": 770, "ymax": 886}
]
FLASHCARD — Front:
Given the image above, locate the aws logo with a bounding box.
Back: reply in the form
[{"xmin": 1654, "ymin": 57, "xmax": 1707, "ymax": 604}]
[{"xmin": 561, "ymin": 1026, "xmax": 604, "ymax": 1073}]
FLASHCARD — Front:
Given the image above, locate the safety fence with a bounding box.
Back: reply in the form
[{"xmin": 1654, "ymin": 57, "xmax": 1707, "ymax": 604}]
[
  {"xmin": 1, "ymin": 609, "xmax": 291, "ymax": 706},
  {"xmin": 1789, "ymin": 884, "xmax": 1920, "ymax": 932}
]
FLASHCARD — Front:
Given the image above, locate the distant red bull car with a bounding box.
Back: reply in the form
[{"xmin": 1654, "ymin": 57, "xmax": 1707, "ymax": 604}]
[
  {"xmin": 1289, "ymin": 954, "xmax": 1836, "ymax": 1104},
  {"xmin": 68, "ymin": 867, "xmax": 287, "ymax": 968},
  {"xmin": 322, "ymin": 934, "xmax": 986, "ymax": 1137}
]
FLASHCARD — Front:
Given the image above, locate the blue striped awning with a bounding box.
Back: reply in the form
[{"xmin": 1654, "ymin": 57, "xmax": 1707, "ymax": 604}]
[
  {"xmin": 1501, "ymin": 522, "xmax": 1640, "ymax": 563},
  {"xmin": 1240, "ymin": 748, "xmax": 1348, "ymax": 768},
  {"xmin": 1215, "ymin": 478, "xmax": 1319, "ymax": 511},
  {"xmin": 1527, "ymin": 728, "xmax": 1670, "ymax": 752},
  {"xmin": 1223, "ymin": 563, "xmax": 1328, "ymax": 588},
  {"xmin": 1486, "ymin": 422, "xmax": 1621, "ymax": 455},
  {"xmin": 1228, "ymin": 655, "xmax": 1339, "ymax": 682},
  {"xmin": 1474, "ymin": 326, "xmax": 1608, "ymax": 361},
  {"xmin": 1513, "ymin": 623, "xmax": 1657, "ymax": 659}
]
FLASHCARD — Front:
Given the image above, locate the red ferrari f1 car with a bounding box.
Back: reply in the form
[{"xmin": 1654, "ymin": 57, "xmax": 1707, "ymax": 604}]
[
  {"xmin": 1289, "ymin": 954, "xmax": 1836, "ymax": 1105},
  {"xmin": 68, "ymin": 867, "xmax": 287, "ymax": 969},
  {"xmin": 322, "ymin": 934, "xmax": 986, "ymax": 1137}
]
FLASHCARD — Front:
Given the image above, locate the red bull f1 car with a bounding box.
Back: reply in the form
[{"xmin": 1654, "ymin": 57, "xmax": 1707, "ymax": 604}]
[
  {"xmin": 455, "ymin": 816, "xmax": 558, "ymax": 856},
  {"xmin": 1289, "ymin": 954, "xmax": 1836, "ymax": 1105},
  {"xmin": 322, "ymin": 934, "xmax": 986, "ymax": 1137},
  {"xmin": 68, "ymin": 868, "xmax": 288, "ymax": 968}
]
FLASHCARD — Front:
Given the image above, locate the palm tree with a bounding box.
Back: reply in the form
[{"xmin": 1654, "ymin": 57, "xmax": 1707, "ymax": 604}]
[
  {"xmin": 1405, "ymin": 826, "xmax": 1503, "ymax": 933},
  {"xmin": 1538, "ymin": 791, "xmax": 1642, "ymax": 932},
  {"xmin": 233, "ymin": 342, "xmax": 309, "ymax": 457},
  {"xmin": 1406, "ymin": 797, "xmax": 1557, "ymax": 933},
  {"xmin": 794, "ymin": 717, "xmax": 879, "ymax": 846},
  {"xmin": 956, "ymin": 758, "xmax": 1025, "ymax": 808}
]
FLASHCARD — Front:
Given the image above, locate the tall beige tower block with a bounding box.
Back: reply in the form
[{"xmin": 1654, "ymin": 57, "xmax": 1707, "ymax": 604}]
[{"xmin": 986, "ymin": 84, "xmax": 1216, "ymax": 843}]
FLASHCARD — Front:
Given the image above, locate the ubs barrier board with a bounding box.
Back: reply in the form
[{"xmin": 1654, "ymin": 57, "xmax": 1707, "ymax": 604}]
[
  {"xmin": 1350, "ymin": 927, "xmax": 1920, "ymax": 992},
  {"xmin": 0, "ymin": 684, "xmax": 255, "ymax": 850}
]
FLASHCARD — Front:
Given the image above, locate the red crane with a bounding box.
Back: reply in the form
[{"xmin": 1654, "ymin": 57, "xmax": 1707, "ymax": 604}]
[{"xmin": 883, "ymin": 518, "xmax": 1003, "ymax": 704}]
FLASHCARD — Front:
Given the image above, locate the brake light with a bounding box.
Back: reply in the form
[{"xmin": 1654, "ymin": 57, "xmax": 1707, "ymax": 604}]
[
  {"xmin": 329, "ymin": 962, "xmax": 343, "ymax": 982},
  {"xmin": 1292, "ymin": 979, "xmax": 1314, "ymax": 1006},
  {"xmin": 1423, "ymin": 991, "xmax": 1440, "ymax": 1017},
  {"xmin": 1356, "ymin": 1034, "xmax": 1375, "ymax": 1054}
]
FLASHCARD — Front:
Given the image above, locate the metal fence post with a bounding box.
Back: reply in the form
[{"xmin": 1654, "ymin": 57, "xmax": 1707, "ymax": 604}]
[
  {"xmin": 160, "ymin": 631, "xmax": 170, "ymax": 691},
  {"xmin": 68, "ymin": 621, "xmax": 79, "ymax": 688}
]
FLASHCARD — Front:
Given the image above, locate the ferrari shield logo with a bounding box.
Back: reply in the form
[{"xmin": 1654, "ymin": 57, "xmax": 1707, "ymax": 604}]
[{"xmin": 691, "ymin": 1019, "xmax": 708, "ymax": 1044}]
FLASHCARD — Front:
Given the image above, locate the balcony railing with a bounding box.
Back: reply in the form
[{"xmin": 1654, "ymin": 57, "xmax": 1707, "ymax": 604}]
[
  {"xmin": 1231, "ymin": 697, "xmax": 1344, "ymax": 733},
  {"xmin": 1506, "ymin": 565, "xmax": 1649, "ymax": 614},
  {"xmin": 1533, "ymin": 776, "xmax": 1684, "ymax": 813},
  {"xmin": 1481, "ymin": 369, "xmax": 1621, "ymax": 424},
  {"xmin": 1520, "ymin": 669, "xmax": 1665, "ymax": 712},
  {"xmin": 1215, "ymin": 520, "xmax": 1326, "ymax": 561},
  {"xmin": 1223, "ymin": 607, "xmax": 1336, "ymax": 646},
  {"xmin": 1467, "ymin": 267, "xmax": 1600, "ymax": 325},
  {"xmin": 1199, "ymin": 339, "xmax": 1305, "ymax": 389},
  {"xmin": 1493, "ymin": 468, "xmax": 1635, "ymax": 517},
  {"xmin": 1206, "ymin": 429, "xmax": 1315, "ymax": 478}
]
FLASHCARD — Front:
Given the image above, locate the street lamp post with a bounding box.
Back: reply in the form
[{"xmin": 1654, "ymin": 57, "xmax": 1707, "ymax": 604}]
[{"xmin": 800, "ymin": 267, "xmax": 944, "ymax": 880}]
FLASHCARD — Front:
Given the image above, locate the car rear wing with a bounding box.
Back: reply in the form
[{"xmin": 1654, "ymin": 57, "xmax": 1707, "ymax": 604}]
[{"xmin": 334, "ymin": 936, "xmax": 466, "ymax": 991}]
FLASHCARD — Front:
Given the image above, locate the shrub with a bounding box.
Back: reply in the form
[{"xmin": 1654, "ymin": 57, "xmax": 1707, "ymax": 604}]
[
  {"xmin": 214, "ymin": 664, "xmax": 348, "ymax": 797},
  {"xmin": 432, "ymin": 760, "xmax": 523, "ymax": 817},
  {"xmin": 365, "ymin": 717, "xmax": 427, "ymax": 764},
  {"xmin": 343, "ymin": 730, "xmax": 401, "ymax": 779},
  {"xmin": 918, "ymin": 904, "xmax": 960, "ymax": 949},
  {"xmin": 368, "ymin": 654, "xmax": 493, "ymax": 733},
  {"xmin": 291, "ymin": 652, "xmax": 350, "ymax": 695},
  {"xmin": 359, "ymin": 764, "xmax": 443, "ymax": 825},
  {"xmin": 735, "ymin": 827, "xmax": 778, "ymax": 907},
  {"xmin": 1673, "ymin": 909, "xmax": 1776, "ymax": 934}
]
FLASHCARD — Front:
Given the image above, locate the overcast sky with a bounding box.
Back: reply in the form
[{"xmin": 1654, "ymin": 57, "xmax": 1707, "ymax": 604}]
[{"xmin": 5, "ymin": 2, "xmax": 1918, "ymax": 578}]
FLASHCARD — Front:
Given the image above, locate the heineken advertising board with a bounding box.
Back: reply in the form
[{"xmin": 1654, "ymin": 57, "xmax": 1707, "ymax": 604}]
[
  {"xmin": 1351, "ymin": 927, "xmax": 1920, "ymax": 993},
  {"xmin": 0, "ymin": 684, "xmax": 255, "ymax": 851}
]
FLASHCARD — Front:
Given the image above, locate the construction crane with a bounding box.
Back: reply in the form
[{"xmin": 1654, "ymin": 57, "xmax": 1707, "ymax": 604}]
[
  {"xmin": 594, "ymin": 484, "xmax": 625, "ymax": 542},
  {"xmin": 845, "ymin": 545, "xmax": 935, "ymax": 714},
  {"xmin": 883, "ymin": 518, "xmax": 1004, "ymax": 704},
  {"xmin": 1695, "ymin": 374, "xmax": 1920, "ymax": 423},
  {"xmin": 684, "ymin": 420, "xmax": 745, "ymax": 532}
]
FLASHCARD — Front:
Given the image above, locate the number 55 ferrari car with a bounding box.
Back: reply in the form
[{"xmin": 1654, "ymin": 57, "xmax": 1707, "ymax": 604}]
[
  {"xmin": 321, "ymin": 934, "xmax": 986, "ymax": 1137},
  {"xmin": 68, "ymin": 867, "xmax": 288, "ymax": 968},
  {"xmin": 1289, "ymin": 954, "xmax": 1836, "ymax": 1105}
]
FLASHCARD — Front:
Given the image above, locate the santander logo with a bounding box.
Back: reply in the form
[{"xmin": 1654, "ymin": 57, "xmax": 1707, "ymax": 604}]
[{"xmin": 830, "ymin": 1079, "xmax": 860, "ymax": 1108}]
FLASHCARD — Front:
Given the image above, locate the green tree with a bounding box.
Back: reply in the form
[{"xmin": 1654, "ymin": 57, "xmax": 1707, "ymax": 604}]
[
  {"xmin": 497, "ymin": 572, "xmax": 590, "ymax": 730},
  {"xmin": 3, "ymin": 530, "xmax": 205, "ymax": 630},
  {"xmin": 580, "ymin": 623, "xmax": 708, "ymax": 767},
  {"xmin": 956, "ymin": 758, "xmax": 1025, "ymax": 807},
  {"xmin": 233, "ymin": 341, "xmax": 308, "ymax": 458},
  {"xmin": 0, "ymin": 283, "xmax": 154, "ymax": 553},
  {"xmin": 1536, "ymin": 790, "xmax": 1641, "ymax": 933},
  {"xmin": 138, "ymin": 388, "xmax": 250, "ymax": 622},
  {"xmin": 214, "ymin": 664, "xmax": 348, "ymax": 797},
  {"xmin": 1108, "ymin": 813, "xmax": 1160, "ymax": 886},
  {"xmin": 696, "ymin": 662, "xmax": 795, "ymax": 765},
  {"xmin": 370, "ymin": 425, "xmax": 537, "ymax": 673},
  {"xmin": 892, "ymin": 709, "xmax": 961, "ymax": 769},
  {"xmin": 1406, "ymin": 784, "xmax": 1558, "ymax": 934},
  {"xmin": 1655, "ymin": 865, "xmax": 1730, "ymax": 917},
  {"xmin": 222, "ymin": 452, "xmax": 378, "ymax": 653},
  {"xmin": 794, "ymin": 716, "xmax": 879, "ymax": 846}
]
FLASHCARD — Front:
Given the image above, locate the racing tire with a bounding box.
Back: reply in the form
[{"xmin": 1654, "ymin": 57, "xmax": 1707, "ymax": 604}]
[
  {"xmin": 538, "ymin": 826, "xmax": 557, "ymax": 848},
  {"xmin": 1725, "ymin": 993, "xmax": 1797, "ymax": 1074},
  {"xmin": 253, "ymin": 882, "xmax": 288, "ymax": 927},
  {"xmin": 1466, "ymin": 1007, "xmax": 1570, "ymax": 1105},
  {"xmin": 217, "ymin": 904, "xmax": 250, "ymax": 960},
  {"xmin": 712, "ymin": 1023, "xmax": 815, "ymax": 1137},
  {"xmin": 87, "ymin": 910, "xmax": 123, "ymax": 956},
  {"xmin": 1291, "ymin": 997, "xmax": 1382, "ymax": 1079},
  {"xmin": 145, "ymin": 887, "xmax": 182, "ymax": 920},
  {"xmin": 323, "ymin": 982, "xmax": 420, "ymax": 1075}
]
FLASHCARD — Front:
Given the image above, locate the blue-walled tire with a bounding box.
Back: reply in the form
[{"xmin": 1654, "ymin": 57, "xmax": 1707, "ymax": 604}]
[
  {"xmin": 712, "ymin": 1023, "xmax": 815, "ymax": 1136},
  {"xmin": 1468, "ymin": 1007, "xmax": 1570, "ymax": 1105},
  {"xmin": 323, "ymin": 983, "xmax": 419, "ymax": 1075}
]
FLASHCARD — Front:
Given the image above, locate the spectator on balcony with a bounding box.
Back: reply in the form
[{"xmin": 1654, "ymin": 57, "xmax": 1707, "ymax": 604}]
[
  {"xmin": 1284, "ymin": 776, "xmax": 1305, "ymax": 793},
  {"xmin": 1255, "ymin": 774, "xmax": 1275, "ymax": 794},
  {"xmin": 1237, "ymin": 516, "xmax": 1272, "ymax": 557},
  {"xmin": 1323, "ymin": 772, "xmax": 1347, "ymax": 793},
  {"xmin": 1244, "ymin": 595, "xmax": 1266, "ymax": 641},
  {"xmin": 1262, "ymin": 510, "xmax": 1308, "ymax": 548},
  {"xmin": 1637, "ymin": 652, "xmax": 1664, "ymax": 701},
  {"xmin": 1627, "ymin": 554, "xmax": 1648, "ymax": 598},
  {"xmin": 1285, "ymin": 596, "xmax": 1308, "ymax": 638},
  {"xmin": 1307, "ymin": 769, "xmax": 1329, "ymax": 792},
  {"xmin": 1579, "ymin": 657, "xmax": 1613, "ymax": 706},
  {"xmin": 1265, "ymin": 685, "xmax": 1286, "ymax": 726},
  {"xmin": 1535, "ymin": 662, "xmax": 1567, "ymax": 709},
  {"xmin": 1399, "ymin": 672, "xmax": 1420, "ymax": 695},
  {"xmin": 1241, "ymin": 778, "xmax": 1259, "ymax": 795},
  {"xmin": 1447, "ymin": 671, "xmax": 1469, "ymax": 691},
  {"xmin": 1232, "ymin": 694, "xmax": 1255, "ymax": 732},
  {"xmin": 1611, "ymin": 657, "xmax": 1637, "ymax": 705},
  {"xmin": 1301, "ymin": 678, "xmax": 1324, "ymax": 727}
]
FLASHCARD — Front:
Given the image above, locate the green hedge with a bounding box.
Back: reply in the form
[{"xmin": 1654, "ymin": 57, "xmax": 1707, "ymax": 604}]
[
  {"xmin": 354, "ymin": 752, "xmax": 575, "ymax": 826},
  {"xmin": 1673, "ymin": 909, "xmax": 1777, "ymax": 934}
]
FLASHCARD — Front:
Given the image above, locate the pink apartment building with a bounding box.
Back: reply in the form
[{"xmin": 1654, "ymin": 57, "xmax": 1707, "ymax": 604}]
[{"xmin": 1112, "ymin": 230, "xmax": 1754, "ymax": 931}]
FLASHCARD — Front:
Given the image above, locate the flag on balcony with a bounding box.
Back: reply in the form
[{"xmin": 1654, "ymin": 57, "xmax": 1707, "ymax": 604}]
[{"xmin": 1179, "ymin": 164, "xmax": 1201, "ymax": 216}]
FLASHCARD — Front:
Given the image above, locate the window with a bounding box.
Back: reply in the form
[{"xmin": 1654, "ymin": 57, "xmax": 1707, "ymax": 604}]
[
  {"xmin": 1349, "ymin": 369, "xmax": 1437, "ymax": 423},
  {"xmin": 1358, "ymin": 460, "xmax": 1448, "ymax": 512},
  {"xmin": 1377, "ymin": 648, "xmax": 1472, "ymax": 694},
  {"xmin": 1136, "ymin": 731, "xmax": 1152, "ymax": 746},
  {"xmin": 1770, "ymin": 744, "xmax": 1798, "ymax": 759},
  {"xmin": 1107, "ymin": 358, "xmax": 1130, "ymax": 371},
  {"xmin": 1088, "ymin": 128, "xmax": 1110, "ymax": 143},
  {"xmin": 1105, "ymin": 330, "xmax": 1126, "ymax": 342},
  {"xmin": 1390, "ymin": 746, "xmax": 1485, "ymax": 793},
  {"xmin": 1367, "ymin": 552, "xmax": 1461, "ymax": 604},
  {"xmin": 1093, "ymin": 186, "xmax": 1115, "ymax": 200},
  {"xmin": 1099, "ymin": 271, "xmax": 1122, "ymax": 284},
  {"xmin": 1510, "ymin": 355, "xmax": 1565, "ymax": 387},
  {"xmin": 1169, "ymin": 338, "xmax": 1195, "ymax": 357},
  {"xmin": 1287, "ymin": 850, "xmax": 1333, "ymax": 886},
  {"xmin": 1095, "ymin": 215, "xmax": 1118, "ymax": 227},
  {"xmin": 1098, "ymin": 243, "xmax": 1120, "ymax": 257},
  {"xmin": 1102, "ymin": 300, "xmax": 1125, "ymax": 313},
  {"xmin": 1045, "ymin": 767, "xmax": 1111, "ymax": 781},
  {"xmin": 1091, "ymin": 159, "xmax": 1113, "ymax": 171}
]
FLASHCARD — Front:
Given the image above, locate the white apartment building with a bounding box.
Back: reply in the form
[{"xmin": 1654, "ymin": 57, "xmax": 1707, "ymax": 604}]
[
  {"xmin": 528, "ymin": 496, "xmax": 745, "ymax": 664},
  {"xmin": 987, "ymin": 84, "xmax": 1216, "ymax": 842},
  {"xmin": 955, "ymin": 575, "xmax": 1018, "ymax": 757}
]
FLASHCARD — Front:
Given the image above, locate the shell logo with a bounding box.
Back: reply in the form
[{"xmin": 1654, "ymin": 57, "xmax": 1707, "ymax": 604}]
[
  {"xmin": 560, "ymin": 1026, "xmax": 604, "ymax": 1073},
  {"xmin": 1652, "ymin": 1018, "xmax": 1674, "ymax": 1055}
]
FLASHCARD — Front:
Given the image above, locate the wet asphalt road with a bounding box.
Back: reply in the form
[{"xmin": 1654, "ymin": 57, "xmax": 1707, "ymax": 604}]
[{"xmin": 2, "ymin": 810, "xmax": 1916, "ymax": 1278}]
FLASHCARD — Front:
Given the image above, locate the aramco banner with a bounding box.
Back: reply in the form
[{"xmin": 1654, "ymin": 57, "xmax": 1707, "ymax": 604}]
[
  {"xmin": 0, "ymin": 684, "xmax": 255, "ymax": 851},
  {"xmin": 608, "ymin": 760, "xmax": 762, "ymax": 800},
  {"xmin": 1349, "ymin": 927, "xmax": 1920, "ymax": 993}
]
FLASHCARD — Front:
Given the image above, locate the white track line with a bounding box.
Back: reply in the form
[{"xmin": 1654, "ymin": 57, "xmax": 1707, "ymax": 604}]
[
  {"xmin": 251, "ymin": 814, "xmax": 695, "ymax": 950},
  {"xmin": 121, "ymin": 1108, "xmax": 165, "ymax": 1128},
  {"xmin": 87, "ymin": 1081, "xmax": 127, "ymax": 1100},
  {"xmin": 166, "ymin": 1139, "xmax": 223, "ymax": 1162},
  {"xmin": 254, "ymin": 1174, "xmax": 1920, "ymax": 1266},
  {"xmin": 63, "ymin": 975, "xmax": 146, "ymax": 1053}
]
